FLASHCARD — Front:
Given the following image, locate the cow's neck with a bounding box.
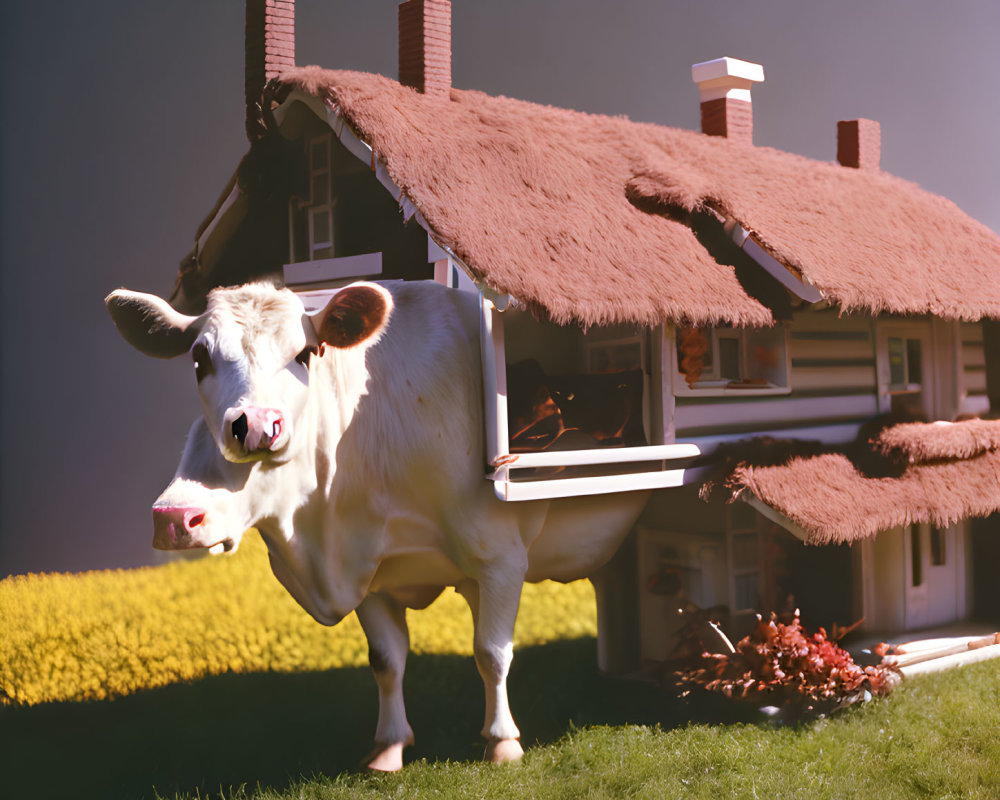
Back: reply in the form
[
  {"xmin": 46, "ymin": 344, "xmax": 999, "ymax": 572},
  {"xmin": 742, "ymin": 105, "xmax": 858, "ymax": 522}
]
[{"xmin": 251, "ymin": 347, "xmax": 385, "ymax": 624}]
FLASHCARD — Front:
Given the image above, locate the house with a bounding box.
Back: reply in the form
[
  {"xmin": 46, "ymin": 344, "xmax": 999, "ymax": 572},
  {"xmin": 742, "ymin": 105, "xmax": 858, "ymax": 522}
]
[{"xmin": 172, "ymin": 0, "xmax": 1000, "ymax": 674}]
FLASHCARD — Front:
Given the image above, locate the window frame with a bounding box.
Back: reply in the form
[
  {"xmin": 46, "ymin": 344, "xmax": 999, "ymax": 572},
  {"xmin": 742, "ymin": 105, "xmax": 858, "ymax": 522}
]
[
  {"xmin": 305, "ymin": 133, "xmax": 336, "ymax": 260},
  {"xmin": 875, "ymin": 321, "xmax": 934, "ymax": 416},
  {"xmin": 672, "ymin": 324, "xmax": 792, "ymax": 397}
]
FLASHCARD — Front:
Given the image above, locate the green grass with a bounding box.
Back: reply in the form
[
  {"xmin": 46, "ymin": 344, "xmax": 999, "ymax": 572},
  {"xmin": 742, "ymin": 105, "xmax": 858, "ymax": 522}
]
[
  {"xmin": 2, "ymin": 638, "xmax": 999, "ymax": 799},
  {"xmin": 3, "ymin": 537, "xmax": 1000, "ymax": 799}
]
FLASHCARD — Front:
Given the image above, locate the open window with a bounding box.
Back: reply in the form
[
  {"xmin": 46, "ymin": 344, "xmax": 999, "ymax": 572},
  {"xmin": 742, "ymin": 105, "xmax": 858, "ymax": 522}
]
[
  {"xmin": 674, "ymin": 325, "xmax": 790, "ymax": 396},
  {"xmin": 474, "ymin": 285, "xmax": 700, "ymax": 501}
]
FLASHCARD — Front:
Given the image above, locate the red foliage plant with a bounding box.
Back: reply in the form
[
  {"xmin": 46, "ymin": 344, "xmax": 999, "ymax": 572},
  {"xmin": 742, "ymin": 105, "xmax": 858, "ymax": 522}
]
[{"xmin": 674, "ymin": 613, "xmax": 899, "ymax": 714}]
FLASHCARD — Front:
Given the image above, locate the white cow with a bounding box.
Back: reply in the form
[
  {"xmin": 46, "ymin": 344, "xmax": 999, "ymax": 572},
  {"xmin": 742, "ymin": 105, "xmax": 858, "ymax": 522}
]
[{"xmin": 106, "ymin": 279, "xmax": 648, "ymax": 771}]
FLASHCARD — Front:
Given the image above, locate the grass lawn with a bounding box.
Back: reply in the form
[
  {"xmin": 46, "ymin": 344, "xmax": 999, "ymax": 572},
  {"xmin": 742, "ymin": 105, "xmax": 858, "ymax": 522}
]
[
  {"xmin": 3, "ymin": 535, "xmax": 999, "ymax": 798},
  {"xmin": 2, "ymin": 638, "xmax": 999, "ymax": 799}
]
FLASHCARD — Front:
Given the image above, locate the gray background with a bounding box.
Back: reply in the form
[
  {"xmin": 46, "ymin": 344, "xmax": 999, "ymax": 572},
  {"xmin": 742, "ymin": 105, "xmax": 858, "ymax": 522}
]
[{"xmin": 2, "ymin": 0, "xmax": 998, "ymax": 575}]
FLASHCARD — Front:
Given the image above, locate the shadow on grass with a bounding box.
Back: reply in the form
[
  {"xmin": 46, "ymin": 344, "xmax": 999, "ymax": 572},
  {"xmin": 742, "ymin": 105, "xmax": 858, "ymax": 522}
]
[{"xmin": 1, "ymin": 637, "xmax": 747, "ymax": 799}]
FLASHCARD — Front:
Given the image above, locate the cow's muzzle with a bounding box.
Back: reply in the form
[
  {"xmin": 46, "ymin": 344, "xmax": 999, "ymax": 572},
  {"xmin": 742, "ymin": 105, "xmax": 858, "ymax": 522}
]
[
  {"xmin": 224, "ymin": 406, "xmax": 285, "ymax": 456},
  {"xmin": 153, "ymin": 506, "xmax": 211, "ymax": 550}
]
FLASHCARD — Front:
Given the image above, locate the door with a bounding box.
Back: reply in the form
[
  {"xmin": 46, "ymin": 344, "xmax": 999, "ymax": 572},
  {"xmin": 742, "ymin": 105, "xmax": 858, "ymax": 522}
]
[{"xmin": 904, "ymin": 522, "xmax": 962, "ymax": 629}]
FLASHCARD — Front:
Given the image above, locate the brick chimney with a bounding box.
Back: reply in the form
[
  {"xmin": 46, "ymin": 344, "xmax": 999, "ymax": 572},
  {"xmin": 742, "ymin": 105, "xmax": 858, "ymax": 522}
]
[
  {"xmin": 837, "ymin": 118, "xmax": 881, "ymax": 170},
  {"xmin": 398, "ymin": 0, "xmax": 451, "ymax": 97},
  {"xmin": 246, "ymin": 0, "xmax": 295, "ymax": 137},
  {"xmin": 691, "ymin": 57, "xmax": 764, "ymax": 145}
]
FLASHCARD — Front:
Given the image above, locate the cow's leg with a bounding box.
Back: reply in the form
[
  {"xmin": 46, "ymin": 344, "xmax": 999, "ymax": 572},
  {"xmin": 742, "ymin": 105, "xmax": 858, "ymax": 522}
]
[
  {"xmin": 457, "ymin": 573, "xmax": 525, "ymax": 764},
  {"xmin": 355, "ymin": 592, "xmax": 414, "ymax": 772}
]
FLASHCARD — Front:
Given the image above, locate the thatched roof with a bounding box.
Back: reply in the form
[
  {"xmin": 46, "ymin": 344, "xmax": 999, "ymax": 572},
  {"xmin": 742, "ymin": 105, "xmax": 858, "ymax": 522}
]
[
  {"xmin": 711, "ymin": 419, "xmax": 1000, "ymax": 544},
  {"xmin": 273, "ymin": 66, "xmax": 1000, "ymax": 328},
  {"xmin": 874, "ymin": 418, "xmax": 1000, "ymax": 463}
]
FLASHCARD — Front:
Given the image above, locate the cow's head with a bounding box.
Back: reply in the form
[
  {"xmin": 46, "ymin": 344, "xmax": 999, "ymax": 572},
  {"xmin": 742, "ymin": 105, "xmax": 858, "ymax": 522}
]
[
  {"xmin": 106, "ymin": 282, "xmax": 392, "ymax": 467},
  {"xmin": 151, "ymin": 419, "xmax": 252, "ymax": 552}
]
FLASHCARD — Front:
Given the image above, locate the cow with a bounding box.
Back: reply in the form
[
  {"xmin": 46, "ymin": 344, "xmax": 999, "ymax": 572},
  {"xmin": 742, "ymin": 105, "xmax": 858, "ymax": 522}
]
[{"xmin": 106, "ymin": 279, "xmax": 649, "ymax": 771}]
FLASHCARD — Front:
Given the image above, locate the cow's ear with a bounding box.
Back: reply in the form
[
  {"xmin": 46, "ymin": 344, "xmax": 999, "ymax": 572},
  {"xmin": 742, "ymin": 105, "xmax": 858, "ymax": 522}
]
[
  {"xmin": 312, "ymin": 283, "xmax": 392, "ymax": 349},
  {"xmin": 106, "ymin": 289, "xmax": 201, "ymax": 359}
]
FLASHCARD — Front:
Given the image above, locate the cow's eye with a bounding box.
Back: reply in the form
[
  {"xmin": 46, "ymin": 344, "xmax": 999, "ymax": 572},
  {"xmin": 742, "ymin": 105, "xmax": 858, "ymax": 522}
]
[
  {"xmin": 295, "ymin": 345, "xmax": 318, "ymax": 366},
  {"xmin": 192, "ymin": 344, "xmax": 214, "ymax": 383}
]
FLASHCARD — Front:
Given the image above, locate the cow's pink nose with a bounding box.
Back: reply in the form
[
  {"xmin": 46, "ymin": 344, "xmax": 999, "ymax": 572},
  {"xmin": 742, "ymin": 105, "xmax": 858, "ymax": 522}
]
[
  {"xmin": 228, "ymin": 407, "xmax": 285, "ymax": 452},
  {"xmin": 152, "ymin": 506, "xmax": 207, "ymax": 549}
]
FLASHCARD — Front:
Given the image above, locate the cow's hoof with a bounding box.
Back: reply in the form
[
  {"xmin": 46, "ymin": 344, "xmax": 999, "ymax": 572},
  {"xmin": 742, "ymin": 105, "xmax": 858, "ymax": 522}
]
[
  {"xmin": 363, "ymin": 742, "xmax": 407, "ymax": 772},
  {"xmin": 485, "ymin": 738, "xmax": 523, "ymax": 764}
]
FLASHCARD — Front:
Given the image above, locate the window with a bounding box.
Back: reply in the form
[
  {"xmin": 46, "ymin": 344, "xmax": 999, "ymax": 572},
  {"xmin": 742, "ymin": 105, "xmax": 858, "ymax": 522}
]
[
  {"xmin": 306, "ymin": 134, "xmax": 335, "ymax": 260},
  {"xmin": 888, "ymin": 336, "xmax": 923, "ymax": 392},
  {"xmin": 878, "ymin": 327, "xmax": 930, "ymax": 418},
  {"xmin": 676, "ymin": 325, "xmax": 788, "ymax": 393}
]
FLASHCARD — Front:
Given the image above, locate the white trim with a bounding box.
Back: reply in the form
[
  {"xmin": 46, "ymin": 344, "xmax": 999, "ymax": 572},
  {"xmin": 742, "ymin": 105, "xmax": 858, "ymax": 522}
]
[
  {"xmin": 698, "ymin": 87, "xmax": 753, "ymax": 103},
  {"xmin": 482, "ymin": 291, "xmax": 695, "ymax": 501},
  {"xmin": 725, "ymin": 219, "xmax": 823, "ymax": 303},
  {"xmin": 741, "ymin": 494, "xmax": 811, "ymax": 542},
  {"xmin": 480, "ymin": 295, "xmax": 509, "ymax": 470},
  {"xmin": 691, "ymin": 57, "xmax": 765, "ymax": 84},
  {"xmin": 283, "ymin": 252, "xmax": 383, "ymax": 287},
  {"xmin": 493, "ymin": 467, "xmax": 688, "ymax": 502},
  {"xmin": 272, "ymin": 91, "xmax": 327, "ymax": 127},
  {"xmin": 497, "ymin": 443, "xmax": 699, "ymax": 470},
  {"xmin": 428, "ymin": 237, "xmax": 449, "ymax": 262},
  {"xmin": 691, "ymin": 57, "xmax": 765, "ymax": 104}
]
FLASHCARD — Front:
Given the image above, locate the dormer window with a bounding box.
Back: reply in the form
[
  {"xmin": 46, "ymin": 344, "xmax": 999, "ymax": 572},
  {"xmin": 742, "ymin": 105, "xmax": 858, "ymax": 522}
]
[{"xmin": 674, "ymin": 325, "xmax": 789, "ymax": 396}]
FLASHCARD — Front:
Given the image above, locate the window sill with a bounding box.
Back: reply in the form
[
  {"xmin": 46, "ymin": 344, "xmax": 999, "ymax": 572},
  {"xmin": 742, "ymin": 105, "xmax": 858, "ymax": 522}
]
[{"xmin": 674, "ymin": 381, "xmax": 792, "ymax": 398}]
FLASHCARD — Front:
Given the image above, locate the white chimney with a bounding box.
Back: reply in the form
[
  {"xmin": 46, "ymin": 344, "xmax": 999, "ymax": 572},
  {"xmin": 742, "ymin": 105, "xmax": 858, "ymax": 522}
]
[{"xmin": 691, "ymin": 57, "xmax": 764, "ymax": 145}]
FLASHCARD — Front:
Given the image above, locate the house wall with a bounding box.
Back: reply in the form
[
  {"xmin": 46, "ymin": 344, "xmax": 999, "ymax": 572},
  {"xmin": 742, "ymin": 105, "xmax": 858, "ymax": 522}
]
[
  {"xmin": 598, "ymin": 307, "xmax": 982, "ymax": 673},
  {"xmin": 671, "ymin": 309, "xmax": 973, "ymax": 453},
  {"xmin": 673, "ymin": 308, "xmax": 879, "ymax": 449}
]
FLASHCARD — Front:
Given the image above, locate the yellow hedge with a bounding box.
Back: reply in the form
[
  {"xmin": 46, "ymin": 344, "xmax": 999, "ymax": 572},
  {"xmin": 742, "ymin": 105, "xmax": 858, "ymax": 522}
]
[{"xmin": 0, "ymin": 532, "xmax": 596, "ymax": 707}]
